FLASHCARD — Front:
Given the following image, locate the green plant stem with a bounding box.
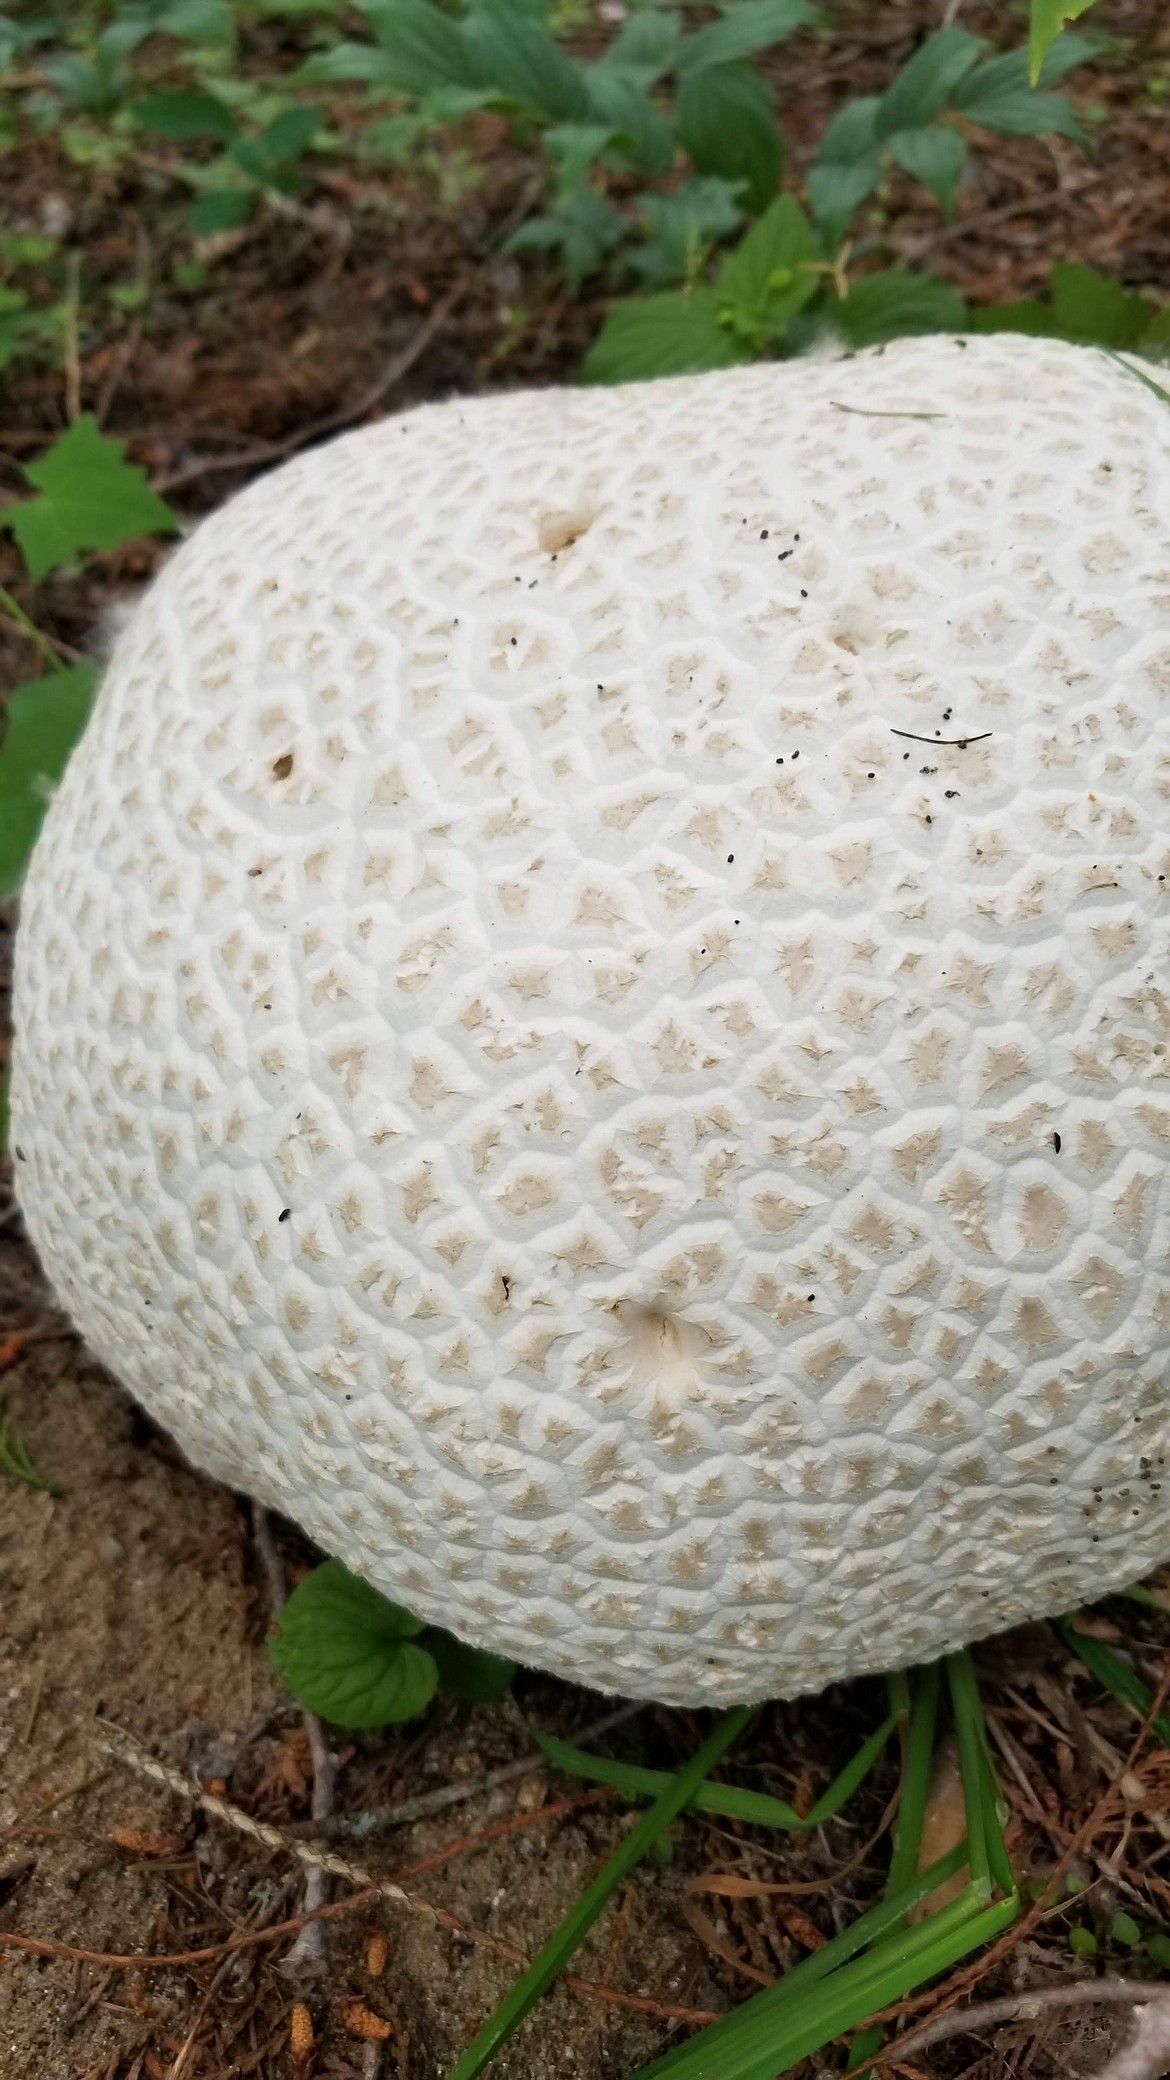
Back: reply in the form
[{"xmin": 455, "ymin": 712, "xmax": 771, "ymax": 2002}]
[
  {"xmin": 1057, "ymin": 1619, "xmax": 1170, "ymax": 1747},
  {"xmin": 446, "ymin": 1703, "xmax": 754, "ymax": 2080},
  {"xmin": 0, "ymin": 584, "xmax": 61, "ymax": 671},
  {"xmin": 846, "ymin": 1662, "xmax": 940, "ymax": 2075}
]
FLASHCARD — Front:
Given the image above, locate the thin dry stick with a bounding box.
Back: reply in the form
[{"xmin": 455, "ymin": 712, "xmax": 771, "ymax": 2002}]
[
  {"xmin": 252, "ymin": 1502, "xmax": 334, "ymax": 1977},
  {"xmin": 341, "ymin": 1698, "xmax": 644, "ymax": 1836},
  {"xmin": 154, "ymin": 285, "xmax": 462, "ymax": 496},
  {"xmin": 62, "ymin": 251, "xmax": 82, "ymax": 425},
  {"xmin": 888, "ymin": 1982, "xmax": 1170, "ymax": 2057}
]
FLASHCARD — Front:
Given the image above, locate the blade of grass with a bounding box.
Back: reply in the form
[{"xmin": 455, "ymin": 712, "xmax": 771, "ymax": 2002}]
[
  {"xmin": 531, "ymin": 1712, "xmax": 895, "ymax": 1832},
  {"xmin": 847, "ymin": 1660, "xmax": 941, "ymax": 2076},
  {"xmin": 632, "ymin": 1872, "xmax": 1016, "ymax": 2080},
  {"xmin": 1056, "ymin": 1618, "xmax": 1170, "ymax": 1746},
  {"xmin": 1122, "ymin": 1584, "xmax": 1170, "ymax": 1617},
  {"xmin": 0, "ymin": 1404, "xmax": 62, "ymax": 1496},
  {"xmin": 946, "ymin": 1650, "xmax": 1016, "ymax": 1906},
  {"xmin": 445, "ymin": 1703, "xmax": 753, "ymax": 2080}
]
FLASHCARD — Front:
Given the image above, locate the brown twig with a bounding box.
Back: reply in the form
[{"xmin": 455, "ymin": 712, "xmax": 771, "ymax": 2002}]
[{"xmin": 153, "ymin": 284, "xmax": 463, "ymax": 496}]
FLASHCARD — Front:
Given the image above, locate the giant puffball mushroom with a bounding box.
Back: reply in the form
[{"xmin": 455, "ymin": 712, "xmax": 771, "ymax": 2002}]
[{"xmin": 11, "ymin": 333, "xmax": 1170, "ymax": 1707}]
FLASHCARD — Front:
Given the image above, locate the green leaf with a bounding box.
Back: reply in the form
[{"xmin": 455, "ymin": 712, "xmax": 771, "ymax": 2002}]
[
  {"xmin": 675, "ymin": 62, "xmax": 782, "ymax": 214},
  {"xmin": 448, "ymin": 1706, "xmax": 754, "ymax": 2080},
  {"xmin": 965, "ymin": 295, "xmax": 1056, "ymax": 336},
  {"xmin": 1147, "ymin": 1933, "xmax": 1170, "ymax": 1969},
  {"xmin": 133, "ymin": 87, "xmax": 237, "ymax": 141},
  {"xmin": 582, "ymin": 64, "xmax": 673, "ymax": 174},
  {"xmin": 1057, "ymin": 1618, "xmax": 1170, "ymax": 1747},
  {"xmin": 826, "ymin": 268, "xmax": 966, "ymax": 347},
  {"xmin": 1048, "ymin": 259, "xmax": 1152, "ymax": 345},
  {"xmin": 297, "ymin": 40, "xmax": 400, "ymax": 83},
  {"xmin": 1068, "ymin": 1924, "xmax": 1098, "ymax": 1959},
  {"xmin": 357, "ymin": 0, "xmax": 481, "ymax": 91},
  {"xmin": 427, "ymin": 1629, "xmax": 516, "ymax": 1702},
  {"xmin": 544, "ymin": 120, "xmax": 618, "ymax": 192},
  {"xmin": 463, "ymin": 13, "xmax": 589, "ymax": 120},
  {"xmin": 885, "ymin": 124, "xmax": 967, "ymax": 216},
  {"xmin": 717, "ymin": 191, "xmax": 818, "ymax": 342},
  {"xmin": 807, "ymin": 97, "xmax": 881, "ymax": 231},
  {"xmin": 582, "ymin": 287, "xmax": 752, "ymax": 383},
  {"xmin": 875, "ymin": 26, "xmax": 986, "ymax": 135},
  {"xmin": 1030, "ymin": 0, "xmax": 1097, "ymax": 83},
  {"xmin": 1112, "ymin": 1912, "xmax": 1143, "ymax": 1948},
  {"xmin": 627, "ymin": 177, "xmax": 744, "ymax": 288},
  {"xmin": 952, "ymin": 47, "xmax": 1087, "ymax": 141},
  {"xmin": 676, "ymin": 0, "xmax": 819, "ymax": 75},
  {"xmin": 0, "ymin": 663, "xmax": 98, "ymax": 900},
  {"xmin": 6, "ymin": 418, "xmax": 178, "ymax": 581},
  {"xmin": 255, "ymin": 103, "xmax": 322, "ymax": 164},
  {"xmin": 603, "ymin": 8, "xmax": 680, "ymax": 86},
  {"xmin": 154, "ymin": 0, "xmax": 235, "ymax": 40},
  {"xmin": 268, "ymin": 1560, "xmax": 438, "ymax": 1728},
  {"xmin": 189, "ymin": 186, "xmax": 254, "ymax": 232}
]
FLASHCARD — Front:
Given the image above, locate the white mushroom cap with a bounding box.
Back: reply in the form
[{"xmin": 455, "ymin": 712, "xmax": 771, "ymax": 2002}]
[{"xmin": 12, "ymin": 333, "xmax": 1170, "ymax": 1705}]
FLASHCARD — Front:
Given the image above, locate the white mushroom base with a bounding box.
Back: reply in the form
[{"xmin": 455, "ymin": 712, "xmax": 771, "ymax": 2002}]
[{"xmin": 12, "ymin": 334, "xmax": 1170, "ymax": 1706}]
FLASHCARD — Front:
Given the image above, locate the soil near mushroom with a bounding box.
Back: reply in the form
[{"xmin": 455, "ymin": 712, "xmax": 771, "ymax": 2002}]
[{"xmin": 3, "ymin": 4, "xmax": 1170, "ymax": 2076}]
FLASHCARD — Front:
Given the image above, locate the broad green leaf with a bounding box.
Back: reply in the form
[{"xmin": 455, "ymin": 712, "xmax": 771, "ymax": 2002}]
[
  {"xmin": 357, "ymin": 0, "xmax": 481, "ymax": 91},
  {"xmin": 675, "ymin": 62, "xmax": 782, "ymax": 214},
  {"xmin": 583, "ymin": 64, "xmax": 673, "ymax": 174},
  {"xmin": 6, "ymin": 418, "xmax": 178, "ymax": 581},
  {"xmin": 268, "ymin": 1560, "xmax": 438, "ymax": 1728},
  {"xmin": 965, "ymin": 296, "xmax": 1055, "ymax": 336},
  {"xmin": 817, "ymin": 93, "xmax": 880, "ymax": 164},
  {"xmin": 189, "ymin": 186, "xmax": 254, "ymax": 232},
  {"xmin": 0, "ymin": 663, "xmax": 98, "ymax": 900},
  {"xmin": 886, "ymin": 123, "xmax": 967, "ymax": 216},
  {"xmin": 255, "ymin": 102, "xmax": 322, "ymax": 163},
  {"xmin": 544, "ymin": 121, "xmax": 617, "ymax": 193},
  {"xmin": 952, "ymin": 47, "xmax": 1087, "ymax": 141},
  {"xmin": 427, "ymin": 1630, "xmax": 516, "ymax": 1702},
  {"xmin": 1048, "ymin": 260, "xmax": 1152, "ymax": 345},
  {"xmin": 297, "ymin": 40, "xmax": 400, "ymax": 83},
  {"xmin": 582, "ymin": 287, "xmax": 752, "ymax": 383},
  {"xmin": 807, "ymin": 155, "xmax": 882, "ymax": 230},
  {"xmin": 154, "ymin": 0, "xmax": 235, "ymax": 39},
  {"xmin": 463, "ymin": 13, "xmax": 589, "ymax": 121},
  {"xmin": 827, "ymin": 269, "xmax": 966, "ymax": 346},
  {"xmin": 133, "ymin": 87, "xmax": 237, "ymax": 141},
  {"xmin": 717, "ymin": 191, "xmax": 818, "ymax": 341},
  {"xmin": 1030, "ymin": 0, "xmax": 1097, "ymax": 83},
  {"xmin": 676, "ymin": 0, "xmax": 819, "ymax": 75},
  {"xmin": 874, "ymin": 27, "xmax": 985, "ymax": 137},
  {"xmin": 603, "ymin": 7, "xmax": 680, "ymax": 86}
]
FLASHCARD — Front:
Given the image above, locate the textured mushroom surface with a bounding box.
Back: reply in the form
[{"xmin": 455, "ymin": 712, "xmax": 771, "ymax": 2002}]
[{"xmin": 12, "ymin": 334, "xmax": 1170, "ymax": 1705}]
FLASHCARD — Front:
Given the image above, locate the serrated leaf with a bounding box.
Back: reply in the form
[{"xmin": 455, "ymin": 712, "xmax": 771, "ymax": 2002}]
[
  {"xmin": 886, "ymin": 123, "xmax": 967, "ymax": 216},
  {"xmin": 427, "ymin": 1629, "xmax": 516, "ymax": 1702},
  {"xmin": 463, "ymin": 13, "xmax": 588, "ymax": 120},
  {"xmin": 357, "ymin": 0, "xmax": 480, "ymax": 91},
  {"xmin": 827, "ymin": 269, "xmax": 966, "ymax": 347},
  {"xmin": 675, "ymin": 0, "xmax": 818, "ymax": 75},
  {"xmin": 717, "ymin": 191, "xmax": 817, "ymax": 341},
  {"xmin": 874, "ymin": 27, "xmax": 986, "ymax": 137},
  {"xmin": 583, "ymin": 64, "xmax": 673, "ymax": 174},
  {"xmin": 952, "ymin": 47, "xmax": 1087, "ymax": 141},
  {"xmin": 628, "ymin": 177, "xmax": 743, "ymax": 288},
  {"xmin": 6, "ymin": 418, "xmax": 178, "ymax": 581},
  {"xmin": 582, "ymin": 287, "xmax": 752, "ymax": 383},
  {"xmin": 268, "ymin": 1560, "xmax": 438, "ymax": 1728},
  {"xmin": 134, "ymin": 87, "xmax": 237, "ymax": 141},
  {"xmin": 675, "ymin": 63, "xmax": 782, "ymax": 214},
  {"xmin": 0, "ymin": 663, "xmax": 98, "ymax": 900},
  {"xmin": 1030, "ymin": 0, "xmax": 1097, "ymax": 83}
]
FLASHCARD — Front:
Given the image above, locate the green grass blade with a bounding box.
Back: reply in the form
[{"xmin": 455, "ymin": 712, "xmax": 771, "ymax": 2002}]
[
  {"xmin": 887, "ymin": 1660, "xmax": 940, "ymax": 1899},
  {"xmin": 445, "ymin": 1704, "xmax": 753, "ymax": 2080},
  {"xmin": 532, "ymin": 1713, "xmax": 895, "ymax": 1833},
  {"xmin": 1057, "ymin": 1618, "xmax": 1170, "ymax": 1746},
  {"xmin": 631, "ymin": 1876, "xmax": 1016, "ymax": 2080},
  {"xmin": 946, "ymin": 1650, "xmax": 1014, "ymax": 1903},
  {"xmin": 0, "ymin": 1406, "xmax": 62, "ymax": 1496}
]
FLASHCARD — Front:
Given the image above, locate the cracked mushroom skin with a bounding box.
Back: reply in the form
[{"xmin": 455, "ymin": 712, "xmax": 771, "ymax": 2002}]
[{"xmin": 11, "ymin": 332, "xmax": 1170, "ymax": 1708}]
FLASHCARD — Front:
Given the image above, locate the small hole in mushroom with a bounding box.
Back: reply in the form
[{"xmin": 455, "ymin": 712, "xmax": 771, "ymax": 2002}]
[
  {"xmin": 538, "ymin": 508, "xmax": 594, "ymax": 555},
  {"xmin": 272, "ymin": 753, "xmax": 294, "ymax": 780}
]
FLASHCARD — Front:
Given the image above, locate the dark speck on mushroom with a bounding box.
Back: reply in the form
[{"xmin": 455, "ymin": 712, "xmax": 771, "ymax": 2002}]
[
  {"xmin": 1053, "ymin": 1132, "xmax": 1062, "ymax": 1153},
  {"xmin": 279, "ymin": 1208, "xmax": 291, "ymax": 1222}
]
